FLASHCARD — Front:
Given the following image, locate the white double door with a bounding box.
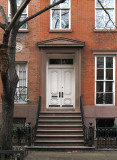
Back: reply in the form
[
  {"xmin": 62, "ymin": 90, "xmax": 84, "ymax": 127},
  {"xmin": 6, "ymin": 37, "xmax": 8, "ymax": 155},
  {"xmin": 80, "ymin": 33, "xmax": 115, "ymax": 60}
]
[{"xmin": 48, "ymin": 68, "xmax": 74, "ymax": 108}]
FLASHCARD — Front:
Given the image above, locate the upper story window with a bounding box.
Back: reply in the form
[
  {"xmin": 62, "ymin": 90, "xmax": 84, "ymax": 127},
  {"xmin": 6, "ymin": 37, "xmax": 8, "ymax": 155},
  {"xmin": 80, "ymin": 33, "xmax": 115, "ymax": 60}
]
[
  {"xmin": 8, "ymin": 0, "xmax": 28, "ymax": 29},
  {"xmin": 15, "ymin": 63, "xmax": 27, "ymax": 103},
  {"xmin": 95, "ymin": 0, "xmax": 115, "ymax": 29},
  {"xmin": 95, "ymin": 56, "xmax": 115, "ymax": 105},
  {"xmin": 50, "ymin": 0, "xmax": 70, "ymax": 30}
]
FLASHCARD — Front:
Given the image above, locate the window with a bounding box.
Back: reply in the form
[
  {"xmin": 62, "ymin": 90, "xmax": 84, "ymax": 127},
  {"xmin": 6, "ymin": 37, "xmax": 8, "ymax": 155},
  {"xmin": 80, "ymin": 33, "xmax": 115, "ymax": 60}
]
[
  {"xmin": 95, "ymin": 0, "xmax": 115, "ymax": 29},
  {"xmin": 95, "ymin": 56, "xmax": 115, "ymax": 105},
  {"xmin": 8, "ymin": 0, "xmax": 28, "ymax": 29},
  {"xmin": 50, "ymin": 0, "xmax": 70, "ymax": 30},
  {"xmin": 15, "ymin": 63, "xmax": 27, "ymax": 103}
]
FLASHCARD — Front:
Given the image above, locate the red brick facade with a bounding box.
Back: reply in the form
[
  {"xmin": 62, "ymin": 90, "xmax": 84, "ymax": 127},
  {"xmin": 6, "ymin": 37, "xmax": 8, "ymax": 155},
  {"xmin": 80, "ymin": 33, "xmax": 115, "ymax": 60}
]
[{"xmin": 0, "ymin": 0, "xmax": 117, "ymax": 126}]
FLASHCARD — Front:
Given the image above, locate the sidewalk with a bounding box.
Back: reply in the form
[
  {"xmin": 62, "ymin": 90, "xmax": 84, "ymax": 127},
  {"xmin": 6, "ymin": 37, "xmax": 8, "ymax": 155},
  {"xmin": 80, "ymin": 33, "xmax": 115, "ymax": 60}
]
[{"xmin": 24, "ymin": 151, "xmax": 117, "ymax": 160}]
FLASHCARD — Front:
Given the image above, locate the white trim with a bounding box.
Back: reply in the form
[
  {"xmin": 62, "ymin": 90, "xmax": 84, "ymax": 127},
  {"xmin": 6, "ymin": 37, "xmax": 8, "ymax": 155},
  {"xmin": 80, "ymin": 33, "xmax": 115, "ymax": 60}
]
[
  {"xmin": 95, "ymin": 55, "xmax": 115, "ymax": 106},
  {"xmin": 50, "ymin": 0, "xmax": 71, "ymax": 30},
  {"xmin": 95, "ymin": 0, "xmax": 115, "ymax": 29}
]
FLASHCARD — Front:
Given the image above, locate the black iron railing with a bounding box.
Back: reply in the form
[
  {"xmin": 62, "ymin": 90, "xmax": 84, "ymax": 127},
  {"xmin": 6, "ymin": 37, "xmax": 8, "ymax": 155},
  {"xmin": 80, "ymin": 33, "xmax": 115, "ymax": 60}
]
[
  {"xmin": 14, "ymin": 87, "xmax": 27, "ymax": 103},
  {"xmin": 80, "ymin": 96, "xmax": 94, "ymax": 147},
  {"xmin": 97, "ymin": 127, "xmax": 117, "ymax": 148},
  {"xmin": 32, "ymin": 96, "xmax": 41, "ymax": 144}
]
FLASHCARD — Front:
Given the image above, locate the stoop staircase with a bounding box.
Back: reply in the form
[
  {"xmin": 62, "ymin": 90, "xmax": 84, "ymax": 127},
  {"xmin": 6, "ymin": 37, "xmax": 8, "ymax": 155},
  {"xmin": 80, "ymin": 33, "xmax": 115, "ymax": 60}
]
[{"xmin": 29, "ymin": 111, "xmax": 95, "ymax": 151}]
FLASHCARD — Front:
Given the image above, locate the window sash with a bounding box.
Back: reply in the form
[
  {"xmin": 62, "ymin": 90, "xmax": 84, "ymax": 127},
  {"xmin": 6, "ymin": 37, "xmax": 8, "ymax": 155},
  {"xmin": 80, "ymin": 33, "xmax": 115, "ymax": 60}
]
[
  {"xmin": 50, "ymin": 0, "xmax": 71, "ymax": 29},
  {"xmin": 95, "ymin": 0, "xmax": 115, "ymax": 29},
  {"xmin": 95, "ymin": 56, "xmax": 115, "ymax": 105},
  {"xmin": 8, "ymin": 0, "xmax": 28, "ymax": 29},
  {"xmin": 15, "ymin": 63, "xmax": 27, "ymax": 103}
]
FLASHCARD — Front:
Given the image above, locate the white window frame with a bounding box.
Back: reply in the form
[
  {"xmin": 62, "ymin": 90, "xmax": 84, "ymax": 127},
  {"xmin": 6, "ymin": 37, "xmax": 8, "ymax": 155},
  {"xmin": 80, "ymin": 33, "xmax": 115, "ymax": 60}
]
[
  {"xmin": 8, "ymin": 0, "xmax": 28, "ymax": 30},
  {"xmin": 95, "ymin": 0, "xmax": 115, "ymax": 29},
  {"xmin": 15, "ymin": 63, "xmax": 28, "ymax": 103},
  {"xmin": 95, "ymin": 55, "xmax": 115, "ymax": 106},
  {"xmin": 50, "ymin": 0, "xmax": 71, "ymax": 30}
]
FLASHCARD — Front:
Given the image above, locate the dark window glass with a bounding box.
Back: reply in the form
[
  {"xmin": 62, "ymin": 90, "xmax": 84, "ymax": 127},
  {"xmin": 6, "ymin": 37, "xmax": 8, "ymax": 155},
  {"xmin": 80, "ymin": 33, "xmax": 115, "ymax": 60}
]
[
  {"xmin": 105, "ymin": 93, "xmax": 113, "ymax": 104},
  {"xmin": 97, "ymin": 69, "xmax": 104, "ymax": 80},
  {"xmin": 50, "ymin": 59, "xmax": 61, "ymax": 64},
  {"xmin": 106, "ymin": 81, "xmax": 113, "ymax": 92},
  {"xmin": 106, "ymin": 69, "xmax": 113, "ymax": 80},
  {"xmin": 62, "ymin": 59, "xmax": 73, "ymax": 64},
  {"xmin": 96, "ymin": 81, "xmax": 103, "ymax": 92},
  {"xmin": 96, "ymin": 93, "xmax": 104, "ymax": 104},
  {"xmin": 49, "ymin": 59, "xmax": 73, "ymax": 65},
  {"xmin": 97, "ymin": 57, "xmax": 104, "ymax": 68},
  {"xmin": 106, "ymin": 57, "xmax": 113, "ymax": 68}
]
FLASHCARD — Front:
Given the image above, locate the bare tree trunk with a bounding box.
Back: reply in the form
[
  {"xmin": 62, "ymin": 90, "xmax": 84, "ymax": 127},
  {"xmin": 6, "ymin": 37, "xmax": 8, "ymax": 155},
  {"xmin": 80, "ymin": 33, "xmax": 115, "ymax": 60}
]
[{"xmin": 0, "ymin": 28, "xmax": 18, "ymax": 150}]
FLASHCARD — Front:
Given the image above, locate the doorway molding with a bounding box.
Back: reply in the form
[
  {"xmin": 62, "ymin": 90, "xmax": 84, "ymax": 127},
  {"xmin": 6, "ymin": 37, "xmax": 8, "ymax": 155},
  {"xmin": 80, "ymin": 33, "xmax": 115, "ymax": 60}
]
[{"xmin": 38, "ymin": 37, "xmax": 85, "ymax": 111}]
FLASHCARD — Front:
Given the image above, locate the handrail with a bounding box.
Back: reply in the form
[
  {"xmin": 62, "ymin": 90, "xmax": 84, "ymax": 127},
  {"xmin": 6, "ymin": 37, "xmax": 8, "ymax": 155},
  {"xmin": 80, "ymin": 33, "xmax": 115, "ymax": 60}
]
[
  {"xmin": 32, "ymin": 96, "xmax": 41, "ymax": 144},
  {"xmin": 80, "ymin": 96, "xmax": 85, "ymax": 127},
  {"xmin": 35, "ymin": 96, "xmax": 41, "ymax": 127}
]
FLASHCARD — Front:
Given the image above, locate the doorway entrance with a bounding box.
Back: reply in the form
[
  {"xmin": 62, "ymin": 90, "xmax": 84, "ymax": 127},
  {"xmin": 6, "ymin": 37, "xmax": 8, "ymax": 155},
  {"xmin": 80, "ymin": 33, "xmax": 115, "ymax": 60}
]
[{"xmin": 47, "ymin": 57, "xmax": 75, "ymax": 108}]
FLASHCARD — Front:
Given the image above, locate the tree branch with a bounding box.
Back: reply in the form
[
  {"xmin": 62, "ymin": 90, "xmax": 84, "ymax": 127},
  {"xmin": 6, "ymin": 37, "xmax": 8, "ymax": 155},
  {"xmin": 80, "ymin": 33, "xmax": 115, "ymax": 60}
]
[
  {"xmin": 0, "ymin": 6, "xmax": 8, "ymax": 25},
  {"xmin": 18, "ymin": 0, "xmax": 65, "ymax": 28},
  {"xmin": 0, "ymin": 22, "xmax": 6, "ymax": 30},
  {"xmin": 6, "ymin": 0, "xmax": 31, "ymax": 32}
]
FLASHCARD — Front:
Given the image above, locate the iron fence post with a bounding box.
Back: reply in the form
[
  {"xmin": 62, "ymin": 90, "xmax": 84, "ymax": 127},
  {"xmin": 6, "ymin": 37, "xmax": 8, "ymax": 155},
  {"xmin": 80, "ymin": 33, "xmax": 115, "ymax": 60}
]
[
  {"xmin": 88, "ymin": 122, "xmax": 94, "ymax": 147},
  {"xmin": 26, "ymin": 122, "xmax": 31, "ymax": 146}
]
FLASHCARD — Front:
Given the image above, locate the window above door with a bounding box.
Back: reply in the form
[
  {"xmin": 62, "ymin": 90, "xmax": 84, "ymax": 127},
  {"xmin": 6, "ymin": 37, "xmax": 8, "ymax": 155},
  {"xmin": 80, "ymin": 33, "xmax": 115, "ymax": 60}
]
[{"xmin": 50, "ymin": 0, "xmax": 71, "ymax": 30}]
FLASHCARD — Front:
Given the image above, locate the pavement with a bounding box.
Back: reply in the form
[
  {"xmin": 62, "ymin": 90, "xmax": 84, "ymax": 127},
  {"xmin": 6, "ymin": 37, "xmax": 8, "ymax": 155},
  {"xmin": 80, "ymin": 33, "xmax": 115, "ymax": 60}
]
[{"xmin": 24, "ymin": 151, "xmax": 117, "ymax": 160}]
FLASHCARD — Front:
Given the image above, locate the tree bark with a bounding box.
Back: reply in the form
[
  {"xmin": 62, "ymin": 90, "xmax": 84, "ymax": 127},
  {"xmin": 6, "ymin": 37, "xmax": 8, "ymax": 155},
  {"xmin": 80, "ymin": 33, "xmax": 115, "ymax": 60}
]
[{"xmin": 0, "ymin": 27, "xmax": 18, "ymax": 150}]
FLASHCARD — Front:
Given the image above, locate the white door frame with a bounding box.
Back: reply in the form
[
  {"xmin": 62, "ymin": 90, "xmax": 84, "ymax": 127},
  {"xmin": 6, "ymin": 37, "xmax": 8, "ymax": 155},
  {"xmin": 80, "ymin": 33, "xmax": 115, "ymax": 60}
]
[{"xmin": 46, "ymin": 54, "xmax": 75, "ymax": 109}]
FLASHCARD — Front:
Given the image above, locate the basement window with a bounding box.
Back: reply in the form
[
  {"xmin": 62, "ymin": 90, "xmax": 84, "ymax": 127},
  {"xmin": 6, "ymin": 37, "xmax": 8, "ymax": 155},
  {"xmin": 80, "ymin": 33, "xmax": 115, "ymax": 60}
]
[{"xmin": 96, "ymin": 118, "xmax": 114, "ymax": 128}]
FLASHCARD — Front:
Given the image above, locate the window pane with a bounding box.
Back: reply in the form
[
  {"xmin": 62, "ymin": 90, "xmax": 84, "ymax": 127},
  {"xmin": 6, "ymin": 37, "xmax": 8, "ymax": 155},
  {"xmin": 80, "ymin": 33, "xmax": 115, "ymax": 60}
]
[
  {"xmin": 96, "ymin": 93, "xmax": 104, "ymax": 104},
  {"xmin": 96, "ymin": 81, "xmax": 103, "ymax": 92},
  {"xmin": 97, "ymin": 57, "xmax": 104, "ymax": 68},
  {"xmin": 105, "ymin": 10, "xmax": 114, "ymax": 28},
  {"xmin": 96, "ymin": 10, "xmax": 104, "ymax": 28},
  {"xmin": 52, "ymin": 10, "xmax": 60, "ymax": 29},
  {"xmin": 50, "ymin": 59, "xmax": 61, "ymax": 64},
  {"xmin": 62, "ymin": 59, "xmax": 73, "ymax": 64},
  {"xmin": 105, "ymin": 93, "xmax": 113, "ymax": 104},
  {"xmin": 61, "ymin": 0, "xmax": 69, "ymax": 8},
  {"xmin": 52, "ymin": 0, "xmax": 60, "ymax": 8},
  {"xmin": 106, "ymin": 69, "xmax": 113, "ymax": 80},
  {"xmin": 20, "ymin": 15, "xmax": 27, "ymax": 29},
  {"xmin": 105, "ymin": 0, "xmax": 114, "ymax": 8},
  {"xmin": 61, "ymin": 10, "xmax": 69, "ymax": 29},
  {"xmin": 106, "ymin": 57, "xmax": 113, "ymax": 68},
  {"xmin": 96, "ymin": 0, "xmax": 104, "ymax": 8},
  {"xmin": 106, "ymin": 81, "xmax": 113, "ymax": 92},
  {"xmin": 97, "ymin": 69, "xmax": 104, "ymax": 80}
]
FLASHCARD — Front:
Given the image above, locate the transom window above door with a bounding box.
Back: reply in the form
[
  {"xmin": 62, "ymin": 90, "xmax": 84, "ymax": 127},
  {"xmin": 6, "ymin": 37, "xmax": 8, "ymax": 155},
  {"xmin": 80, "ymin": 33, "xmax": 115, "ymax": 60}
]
[
  {"xmin": 50, "ymin": 0, "xmax": 71, "ymax": 30},
  {"xmin": 49, "ymin": 58, "xmax": 73, "ymax": 65}
]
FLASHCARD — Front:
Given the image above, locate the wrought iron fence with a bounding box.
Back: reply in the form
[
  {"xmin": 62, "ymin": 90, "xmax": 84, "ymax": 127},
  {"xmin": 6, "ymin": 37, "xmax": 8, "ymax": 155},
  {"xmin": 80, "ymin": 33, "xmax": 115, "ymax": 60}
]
[
  {"xmin": 97, "ymin": 127, "xmax": 117, "ymax": 148},
  {"xmin": 14, "ymin": 87, "xmax": 27, "ymax": 103}
]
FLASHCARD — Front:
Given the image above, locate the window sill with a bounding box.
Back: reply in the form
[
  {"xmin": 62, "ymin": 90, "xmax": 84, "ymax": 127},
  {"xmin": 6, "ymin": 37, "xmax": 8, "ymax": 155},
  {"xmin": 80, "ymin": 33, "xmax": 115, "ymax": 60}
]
[
  {"xmin": 49, "ymin": 29, "xmax": 72, "ymax": 33},
  {"xmin": 94, "ymin": 29, "xmax": 117, "ymax": 33},
  {"xmin": 18, "ymin": 29, "xmax": 29, "ymax": 33}
]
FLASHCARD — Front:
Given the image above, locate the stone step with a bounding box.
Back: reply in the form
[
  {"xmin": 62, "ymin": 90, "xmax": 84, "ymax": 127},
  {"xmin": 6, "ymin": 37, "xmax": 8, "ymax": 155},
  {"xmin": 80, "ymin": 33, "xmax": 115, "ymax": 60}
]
[
  {"xmin": 36, "ymin": 129, "xmax": 83, "ymax": 135},
  {"xmin": 34, "ymin": 140, "xmax": 85, "ymax": 146},
  {"xmin": 27, "ymin": 145, "xmax": 95, "ymax": 151},
  {"xmin": 35, "ymin": 134, "xmax": 84, "ymax": 140},
  {"xmin": 38, "ymin": 120, "xmax": 82, "ymax": 125},
  {"xmin": 37, "ymin": 125, "xmax": 83, "ymax": 130},
  {"xmin": 40, "ymin": 112, "xmax": 81, "ymax": 117},
  {"xmin": 39, "ymin": 116, "xmax": 82, "ymax": 120}
]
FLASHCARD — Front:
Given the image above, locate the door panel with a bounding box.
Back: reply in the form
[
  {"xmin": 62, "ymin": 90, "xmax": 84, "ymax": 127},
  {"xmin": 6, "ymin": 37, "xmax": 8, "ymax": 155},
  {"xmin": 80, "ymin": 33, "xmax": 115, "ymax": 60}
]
[
  {"xmin": 62, "ymin": 69, "xmax": 74, "ymax": 107},
  {"xmin": 48, "ymin": 68, "xmax": 74, "ymax": 108},
  {"xmin": 48, "ymin": 69, "xmax": 61, "ymax": 107}
]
